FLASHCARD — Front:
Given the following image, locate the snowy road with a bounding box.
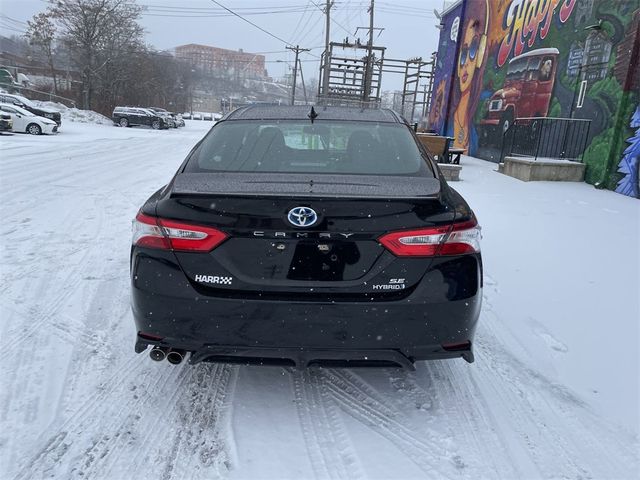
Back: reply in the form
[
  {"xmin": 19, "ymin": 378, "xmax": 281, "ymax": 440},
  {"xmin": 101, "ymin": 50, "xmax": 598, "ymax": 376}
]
[{"xmin": 1, "ymin": 121, "xmax": 638, "ymax": 480}]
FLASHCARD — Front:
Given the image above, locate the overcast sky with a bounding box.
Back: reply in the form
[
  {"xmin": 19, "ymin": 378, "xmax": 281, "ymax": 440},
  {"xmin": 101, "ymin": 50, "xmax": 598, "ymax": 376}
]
[{"xmin": 0, "ymin": 0, "xmax": 445, "ymax": 90}]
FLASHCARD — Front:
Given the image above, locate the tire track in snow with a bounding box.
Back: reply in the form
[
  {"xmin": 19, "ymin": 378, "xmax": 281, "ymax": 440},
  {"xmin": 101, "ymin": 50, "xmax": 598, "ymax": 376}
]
[
  {"xmin": 416, "ymin": 362, "xmax": 519, "ymax": 479},
  {"xmin": 66, "ymin": 363, "xmax": 234, "ymax": 480},
  {"xmin": 9, "ymin": 352, "xmax": 150, "ymax": 480},
  {"xmin": 290, "ymin": 369, "xmax": 365, "ymax": 480},
  {"xmin": 154, "ymin": 364, "xmax": 238, "ymax": 480},
  {"xmin": 0, "ymin": 201, "xmax": 105, "ymax": 355},
  {"xmin": 0, "ymin": 199, "xmax": 108, "ymax": 473},
  {"xmin": 76, "ymin": 363, "xmax": 191, "ymax": 480},
  {"xmin": 468, "ymin": 307, "xmax": 639, "ymax": 479},
  {"xmin": 321, "ymin": 369, "xmax": 459, "ymax": 478},
  {"xmin": 0, "ymin": 136, "xmax": 179, "ymax": 223}
]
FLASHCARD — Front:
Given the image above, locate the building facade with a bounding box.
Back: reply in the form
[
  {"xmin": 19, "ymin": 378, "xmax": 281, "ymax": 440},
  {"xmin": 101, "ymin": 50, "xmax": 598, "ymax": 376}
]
[
  {"xmin": 427, "ymin": 0, "xmax": 640, "ymax": 198},
  {"xmin": 175, "ymin": 44, "xmax": 267, "ymax": 80}
]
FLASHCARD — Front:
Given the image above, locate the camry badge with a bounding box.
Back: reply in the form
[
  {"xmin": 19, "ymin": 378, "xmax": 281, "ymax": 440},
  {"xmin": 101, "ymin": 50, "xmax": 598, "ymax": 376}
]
[{"xmin": 287, "ymin": 206, "xmax": 318, "ymax": 228}]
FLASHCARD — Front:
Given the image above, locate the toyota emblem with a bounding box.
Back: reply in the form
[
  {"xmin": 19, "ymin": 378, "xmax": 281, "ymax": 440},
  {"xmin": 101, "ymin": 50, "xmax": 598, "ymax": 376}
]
[{"xmin": 287, "ymin": 206, "xmax": 318, "ymax": 228}]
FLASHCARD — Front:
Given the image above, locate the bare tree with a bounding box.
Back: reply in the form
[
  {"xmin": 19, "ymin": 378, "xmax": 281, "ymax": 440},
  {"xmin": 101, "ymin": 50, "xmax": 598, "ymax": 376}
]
[
  {"xmin": 46, "ymin": 0, "xmax": 144, "ymax": 109},
  {"xmin": 25, "ymin": 12, "xmax": 58, "ymax": 94}
]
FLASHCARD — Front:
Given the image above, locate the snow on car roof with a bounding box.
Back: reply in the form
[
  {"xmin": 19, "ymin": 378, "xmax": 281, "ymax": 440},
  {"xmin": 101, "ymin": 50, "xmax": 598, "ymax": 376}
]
[
  {"xmin": 1, "ymin": 93, "xmax": 34, "ymax": 106},
  {"xmin": 0, "ymin": 102, "xmax": 34, "ymax": 116},
  {"xmin": 226, "ymin": 104, "xmax": 404, "ymax": 123}
]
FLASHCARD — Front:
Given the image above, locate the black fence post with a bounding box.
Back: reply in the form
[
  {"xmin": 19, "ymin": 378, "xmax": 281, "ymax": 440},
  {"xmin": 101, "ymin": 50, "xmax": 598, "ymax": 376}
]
[{"xmin": 581, "ymin": 120, "xmax": 592, "ymax": 163}]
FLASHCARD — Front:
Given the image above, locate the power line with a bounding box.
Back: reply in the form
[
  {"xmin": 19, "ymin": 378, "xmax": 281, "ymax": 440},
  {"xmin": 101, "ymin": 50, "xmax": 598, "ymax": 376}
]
[
  {"xmin": 0, "ymin": 23, "xmax": 26, "ymax": 35},
  {"xmin": 141, "ymin": 8, "xmax": 312, "ymax": 18},
  {"xmin": 310, "ymin": 0, "xmax": 352, "ymax": 36},
  {"xmin": 141, "ymin": 3, "xmax": 312, "ymax": 11},
  {"xmin": 376, "ymin": 2, "xmax": 434, "ymax": 14},
  {"xmin": 294, "ymin": 13, "xmax": 324, "ymax": 51},
  {"xmin": 289, "ymin": 0, "xmax": 313, "ymax": 45},
  {"xmin": 208, "ymin": 0, "xmax": 293, "ymax": 47},
  {"xmin": 291, "ymin": 3, "xmax": 321, "ymax": 46},
  {"xmin": 0, "ymin": 14, "xmax": 28, "ymax": 27}
]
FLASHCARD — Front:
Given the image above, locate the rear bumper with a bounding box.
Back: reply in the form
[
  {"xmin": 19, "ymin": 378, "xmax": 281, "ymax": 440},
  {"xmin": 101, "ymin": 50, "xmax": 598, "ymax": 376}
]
[{"xmin": 131, "ymin": 249, "xmax": 482, "ymax": 368}]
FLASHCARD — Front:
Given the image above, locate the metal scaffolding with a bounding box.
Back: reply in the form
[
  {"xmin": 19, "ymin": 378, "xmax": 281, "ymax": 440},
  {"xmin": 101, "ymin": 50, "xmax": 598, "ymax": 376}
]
[
  {"xmin": 316, "ymin": 42, "xmax": 434, "ymax": 121},
  {"xmin": 317, "ymin": 41, "xmax": 386, "ymax": 107}
]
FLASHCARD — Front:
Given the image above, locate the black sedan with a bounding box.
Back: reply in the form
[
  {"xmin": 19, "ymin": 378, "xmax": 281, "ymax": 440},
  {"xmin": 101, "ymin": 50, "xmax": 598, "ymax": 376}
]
[{"xmin": 130, "ymin": 105, "xmax": 482, "ymax": 368}]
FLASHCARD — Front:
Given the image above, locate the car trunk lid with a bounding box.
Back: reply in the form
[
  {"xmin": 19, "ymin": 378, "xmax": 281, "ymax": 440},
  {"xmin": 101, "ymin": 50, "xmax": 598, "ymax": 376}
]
[{"xmin": 154, "ymin": 172, "xmax": 453, "ymax": 297}]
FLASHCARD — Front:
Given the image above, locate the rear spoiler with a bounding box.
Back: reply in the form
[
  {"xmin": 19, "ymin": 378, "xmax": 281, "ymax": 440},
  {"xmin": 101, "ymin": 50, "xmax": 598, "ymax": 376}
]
[{"xmin": 171, "ymin": 172, "xmax": 442, "ymax": 199}]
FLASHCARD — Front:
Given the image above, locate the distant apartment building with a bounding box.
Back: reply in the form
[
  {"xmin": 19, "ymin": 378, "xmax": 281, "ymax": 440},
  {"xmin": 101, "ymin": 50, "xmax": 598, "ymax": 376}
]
[{"xmin": 175, "ymin": 44, "xmax": 267, "ymax": 79}]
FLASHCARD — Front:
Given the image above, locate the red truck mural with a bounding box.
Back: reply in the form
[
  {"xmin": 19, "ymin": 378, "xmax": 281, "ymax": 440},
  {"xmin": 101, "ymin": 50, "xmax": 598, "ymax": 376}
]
[{"xmin": 480, "ymin": 47, "xmax": 559, "ymax": 140}]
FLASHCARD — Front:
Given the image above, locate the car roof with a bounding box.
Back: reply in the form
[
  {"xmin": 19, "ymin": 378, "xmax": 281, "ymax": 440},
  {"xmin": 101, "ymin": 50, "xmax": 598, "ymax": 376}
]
[
  {"xmin": 0, "ymin": 102, "xmax": 31, "ymax": 114},
  {"xmin": 0, "ymin": 92, "xmax": 30, "ymax": 103},
  {"xmin": 225, "ymin": 104, "xmax": 406, "ymax": 124}
]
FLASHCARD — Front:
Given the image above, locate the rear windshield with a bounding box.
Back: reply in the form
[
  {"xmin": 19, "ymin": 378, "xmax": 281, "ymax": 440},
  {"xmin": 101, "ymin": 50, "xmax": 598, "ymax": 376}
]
[{"xmin": 183, "ymin": 120, "xmax": 433, "ymax": 176}]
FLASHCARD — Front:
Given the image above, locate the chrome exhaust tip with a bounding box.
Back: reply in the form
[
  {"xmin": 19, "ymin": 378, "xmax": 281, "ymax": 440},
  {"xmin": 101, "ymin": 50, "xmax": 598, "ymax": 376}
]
[
  {"xmin": 167, "ymin": 349, "xmax": 185, "ymax": 365},
  {"xmin": 150, "ymin": 346, "xmax": 169, "ymax": 361}
]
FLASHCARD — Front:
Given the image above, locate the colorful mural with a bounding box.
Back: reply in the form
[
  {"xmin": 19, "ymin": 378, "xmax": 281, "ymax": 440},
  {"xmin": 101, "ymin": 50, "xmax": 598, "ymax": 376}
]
[
  {"xmin": 429, "ymin": 0, "xmax": 640, "ymax": 195},
  {"xmin": 615, "ymin": 105, "xmax": 640, "ymax": 198},
  {"xmin": 427, "ymin": 1, "xmax": 464, "ymax": 135}
]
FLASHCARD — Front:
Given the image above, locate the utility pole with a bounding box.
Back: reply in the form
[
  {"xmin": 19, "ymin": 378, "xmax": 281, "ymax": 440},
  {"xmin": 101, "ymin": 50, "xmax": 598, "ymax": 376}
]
[
  {"xmin": 322, "ymin": 0, "xmax": 333, "ymax": 96},
  {"xmin": 363, "ymin": 0, "xmax": 375, "ymax": 103},
  {"xmin": 298, "ymin": 57, "xmax": 308, "ymax": 104},
  {"xmin": 286, "ymin": 45, "xmax": 310, "ymax": 105}
]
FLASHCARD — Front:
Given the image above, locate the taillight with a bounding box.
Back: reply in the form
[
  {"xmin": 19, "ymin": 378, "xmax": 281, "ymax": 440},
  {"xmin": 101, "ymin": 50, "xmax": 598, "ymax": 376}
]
[
  {"xmin": 132, "ymin": 212, "xmax": 228, "ymax": 252},
  {"xmin": 379, "ymin": 218, "xmax": 481, "ymax": 257}
]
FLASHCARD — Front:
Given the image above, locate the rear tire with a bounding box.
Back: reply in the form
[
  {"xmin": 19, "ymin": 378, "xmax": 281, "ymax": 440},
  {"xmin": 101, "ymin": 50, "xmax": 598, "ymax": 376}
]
[
  {"xmin": 27, "ymin": 123, "xmax": 42, "ymax": 135},
  {"xmin": 152, "ymin": 120, "xmax": 161, "ymax": 130},
  {"xmin": 119, "ymin": 117, "xmax": 129, "ymax": 127}
]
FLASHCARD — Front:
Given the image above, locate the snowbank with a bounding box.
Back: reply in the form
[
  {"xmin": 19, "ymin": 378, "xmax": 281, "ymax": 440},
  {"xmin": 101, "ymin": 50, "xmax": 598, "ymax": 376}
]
[{"xmin": 33, "ymin": 100, "xmax": 112, "ymax": 125}]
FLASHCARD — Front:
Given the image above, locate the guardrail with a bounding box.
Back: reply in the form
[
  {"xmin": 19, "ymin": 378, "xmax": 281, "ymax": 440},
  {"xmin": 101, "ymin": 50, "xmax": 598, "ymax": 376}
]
[
  {"xmin": 0, "ymin": 82, "xmax": 77, "ymax": 108},
  {"xmin": 500, "ymin": 117, "xmax": 592, "ymax": 162}
]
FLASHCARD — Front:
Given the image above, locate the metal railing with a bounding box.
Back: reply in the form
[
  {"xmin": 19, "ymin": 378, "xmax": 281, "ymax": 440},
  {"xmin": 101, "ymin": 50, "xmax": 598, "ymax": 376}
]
[
  {"xmin": 500, "ymin": 117, "xmax": 592, "ymax": 162},
  {"xmin": 0, "ymin": 82, "xmax": 77, "ymax": 108}
]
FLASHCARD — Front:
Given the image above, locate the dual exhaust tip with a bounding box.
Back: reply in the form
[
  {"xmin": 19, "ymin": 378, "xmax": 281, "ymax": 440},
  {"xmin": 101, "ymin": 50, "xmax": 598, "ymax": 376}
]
[{"xmin": 149, "ymin": 346, "xmax": 186, "ymax": 365}]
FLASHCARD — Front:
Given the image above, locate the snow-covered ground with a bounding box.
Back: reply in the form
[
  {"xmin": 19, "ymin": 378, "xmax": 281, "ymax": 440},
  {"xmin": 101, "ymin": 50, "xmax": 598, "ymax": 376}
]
[{"xmin": 0, "ymin": 121, "xmax": 638, "ymax": 480}]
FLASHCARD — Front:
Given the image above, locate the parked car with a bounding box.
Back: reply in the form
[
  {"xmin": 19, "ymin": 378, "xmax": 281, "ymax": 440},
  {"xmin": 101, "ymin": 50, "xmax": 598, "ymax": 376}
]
[
  {"xmin": 147, "ymin": 107, "xmax": 177, "ymax": 128},
  {"xmin": 203, "ymin": 112, "xmax": 213, "ymax": 121},
  {"xmin": 182, "ymin": 112, "xmax": 192, "ymax": 120},
  {"xmin": 192, "ymin": 113, "xmax": 202, "ymax": 120},
  {"xmin": 0, "ymin": 111, "xmax": 12, "ymax": 133},
  {"xmin": 112, "ymin": 106, "xmax": 168, "ymax": 129},
  {"xmin": 0, "ymin": 102, "xmax": 58, "ymax": 135},
  {"xmin": 175, "ymin": 113, "xmax": 185, "ymax": 127},
  {"xmin": 0, "ymin": 92, "xmax": 62, "ymax": 127},
  {"xmin": 479, "ymin": 47, "xmax": 559, "ymax": 139},
  {"xmin": 130, "ymin": 105, "xmax": 482, "ymax": 368}
]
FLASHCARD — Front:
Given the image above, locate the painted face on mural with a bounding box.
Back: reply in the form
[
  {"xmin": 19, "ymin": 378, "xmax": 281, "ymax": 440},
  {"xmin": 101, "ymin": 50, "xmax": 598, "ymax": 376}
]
[{"xmin": 457, "ymin": 21, "xmax": 481, "ymax": 93}]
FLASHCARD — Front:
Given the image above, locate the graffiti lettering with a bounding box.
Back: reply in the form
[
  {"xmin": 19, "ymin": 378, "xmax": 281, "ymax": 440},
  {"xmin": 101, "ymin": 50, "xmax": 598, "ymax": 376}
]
[{"xmin": 498, "ymin": 0, "xmax": 576, "ymax": 67}]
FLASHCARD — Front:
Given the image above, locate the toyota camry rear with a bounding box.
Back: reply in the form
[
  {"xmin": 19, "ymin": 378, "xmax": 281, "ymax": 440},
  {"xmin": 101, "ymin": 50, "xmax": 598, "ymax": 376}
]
[{"xmin": 130, "ymin": 105, "xmax": 482, "ymax": 368}]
